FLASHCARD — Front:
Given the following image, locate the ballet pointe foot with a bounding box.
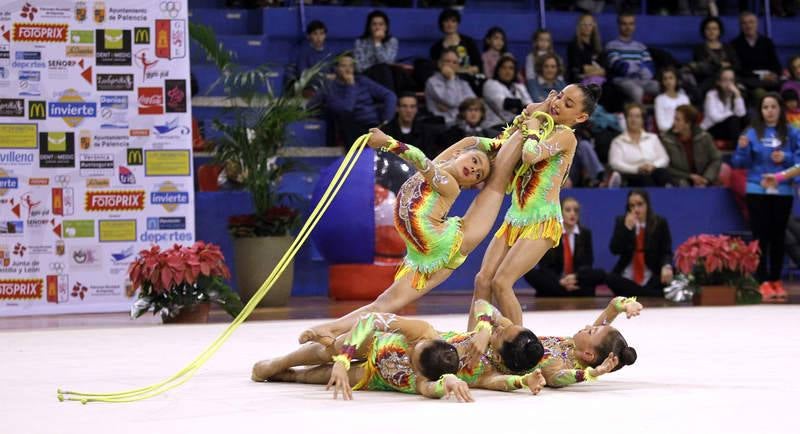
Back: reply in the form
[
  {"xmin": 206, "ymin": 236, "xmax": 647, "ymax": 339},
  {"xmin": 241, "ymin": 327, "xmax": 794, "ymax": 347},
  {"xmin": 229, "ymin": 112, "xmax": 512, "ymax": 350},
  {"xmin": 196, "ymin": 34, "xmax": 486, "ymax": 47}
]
[
  {"xmin": 251, "ymin": 359, "xmax": 284, "ymax": 382},
  {"xmin": 298, "ymin": 327, "xmax": 335, "ymax": 347}
]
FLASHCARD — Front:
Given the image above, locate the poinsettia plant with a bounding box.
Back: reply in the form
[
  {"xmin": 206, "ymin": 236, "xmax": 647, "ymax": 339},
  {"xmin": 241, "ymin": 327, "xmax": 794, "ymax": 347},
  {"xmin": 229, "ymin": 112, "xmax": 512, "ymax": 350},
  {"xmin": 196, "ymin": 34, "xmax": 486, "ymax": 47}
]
[
  {"xmin": 129, "ymin": 242, "xmax": 243, "ymax": 320},
  {"xmin": 674, "ymin": 234, "xmax": 761, "ymax": 301}
]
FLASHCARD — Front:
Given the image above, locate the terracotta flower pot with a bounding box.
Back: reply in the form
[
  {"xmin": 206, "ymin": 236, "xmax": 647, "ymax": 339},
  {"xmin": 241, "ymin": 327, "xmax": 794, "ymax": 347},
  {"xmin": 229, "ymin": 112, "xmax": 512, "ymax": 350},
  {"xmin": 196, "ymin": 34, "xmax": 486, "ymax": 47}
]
[
  {"xmin": 162, "ymin": 302, "xmax": 211, "ymax": 324},
  {"xmin": 692, "ymin": 285, "xmax": 736, "ymax": 306},
  {"xmin": 233, "ymin": 235, "xmax": 295, "ymax": 307}
]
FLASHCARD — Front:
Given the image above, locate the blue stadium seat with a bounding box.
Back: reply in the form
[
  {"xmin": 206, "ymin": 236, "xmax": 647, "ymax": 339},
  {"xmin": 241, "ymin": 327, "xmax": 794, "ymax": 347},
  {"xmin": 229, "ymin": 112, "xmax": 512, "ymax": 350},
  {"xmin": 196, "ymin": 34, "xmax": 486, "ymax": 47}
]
[
  {"xmin": 286, "ymin": 120, "xmax": 327, "ymax": 147},
  {"xmin": 189, "ymin": 8, "xmax": 262, "ymax": 35}
]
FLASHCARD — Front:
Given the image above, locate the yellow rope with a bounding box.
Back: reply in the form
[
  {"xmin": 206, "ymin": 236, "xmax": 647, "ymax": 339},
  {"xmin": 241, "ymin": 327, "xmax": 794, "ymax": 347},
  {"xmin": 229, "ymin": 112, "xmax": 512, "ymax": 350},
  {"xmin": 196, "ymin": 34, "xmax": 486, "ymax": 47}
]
[{"xmin": 57, "ymin": 134, "xmax": 371, "ymax": 404}]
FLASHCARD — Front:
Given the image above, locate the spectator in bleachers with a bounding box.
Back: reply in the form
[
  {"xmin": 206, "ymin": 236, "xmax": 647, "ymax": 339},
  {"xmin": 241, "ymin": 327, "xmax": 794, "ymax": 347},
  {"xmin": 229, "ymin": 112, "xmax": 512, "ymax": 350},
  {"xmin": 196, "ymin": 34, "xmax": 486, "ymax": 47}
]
[
  {"xmin": 524, "ymin": 197, "xmax": 606, "ymax": 297},
  {"xmin": 527, "ymin": 54, "xmax": 566, "ymax": 102},
  {"xmin": 605, "ymin": 12, "xmax": 659, "ymax": 104},
  {"xmin": 781, "ymin": 89, "xmax": 800, "ymax": 129},
  {"xmin": 566, "ymin": 13, "xmax": 606, "ymax": 85},
  {"xmin": 382, "ymin": 92, "xmax": 440, "ymax": 156},
  {"xmin": 606, "ymin": 189, "xmax": 674, "ymax": 298},
  {"xmin": 483, "ymin": 55, "xmax": 532, "ymax": 129},
  {"xmin": 700, "ymin": 67, "xmax": 747, "ymax": 142},
  {"xmin": 429, "ymin": 9, "xmax": 482, "ymax": 91},
  {"xmin": 662, "ymin": 104, "xmax": 721, "ymax": 187},
  {"xmin": 438, "ymin": 97, "xmax": 493, "ymax": 147},
  {"xmin": 311, "ymin": 53, "xmax": 397, "ymax": 145},
  {"xmin": 296, "ymin": 20, "xmax": 336, "ymax": 79},
  {"xmin": 609, "ymin": 103, "xmax": 672, "ymax": 187},
  {"xmin": 654, "ymin": 67, "xmax": 691, "ymax": 133},
  {"xmin": 425, "ymin": 47, "xmax": 476, "ymax": 126},
  {"xmin": 353, "ymin": 10, "xmax": 399, "ymax": 92},
  {"xmin": 481, "ymin": 27, "xmax": 507, "ymax": 80},
  {"xmin": 689, "ymin": 16, "xmax": 740, "ymax": 94},
  {"xmin": 731, "ymin": 11, "xmax": 782, "ymax": 98},
  {"xmin": 524, "ymin": 29, "xmax": 564, "ymax": 84},
  {"xmin": 733, "ymin": 92, "xmax": 800, "ymax": 299},
  {"xmin": 568, "ymin": 124, "xmax": 607, "ymax": 187},
  {"xmin": 780, "ymin": 55, "xmax": 800, "ymax": 99}
]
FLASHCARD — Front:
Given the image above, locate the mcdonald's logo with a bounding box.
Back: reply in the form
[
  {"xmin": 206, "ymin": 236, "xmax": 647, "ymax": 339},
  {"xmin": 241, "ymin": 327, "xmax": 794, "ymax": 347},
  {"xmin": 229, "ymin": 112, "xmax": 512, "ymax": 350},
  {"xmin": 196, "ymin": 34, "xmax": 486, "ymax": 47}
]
[
  {"xmin": 127, "ymin": 148, "xmax": 143, "ymax": 166},
  {"xmin": 28, "ymin": 101, "xmax": 46, "ymax": 120},
  {"xmin": 134, "ymin": 27, "xmax": 150, "ymax": 45}
]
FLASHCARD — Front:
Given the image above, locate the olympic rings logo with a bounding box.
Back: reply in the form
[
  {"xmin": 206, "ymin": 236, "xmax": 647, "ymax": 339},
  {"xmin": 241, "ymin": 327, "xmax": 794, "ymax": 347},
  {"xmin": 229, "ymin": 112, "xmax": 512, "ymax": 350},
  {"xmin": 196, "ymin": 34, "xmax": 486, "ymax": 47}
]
[{"xmin": 160, "ymin": 0, "xmax": 181, "ymax": 18}]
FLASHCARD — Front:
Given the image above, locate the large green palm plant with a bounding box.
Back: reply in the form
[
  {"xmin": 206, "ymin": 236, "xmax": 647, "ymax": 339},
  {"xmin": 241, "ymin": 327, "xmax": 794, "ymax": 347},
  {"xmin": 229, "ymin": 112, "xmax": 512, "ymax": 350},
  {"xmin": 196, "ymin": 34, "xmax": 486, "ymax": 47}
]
[{"xmin": 190, "ymin": 23, "xmax": 326, "ymax": 237}]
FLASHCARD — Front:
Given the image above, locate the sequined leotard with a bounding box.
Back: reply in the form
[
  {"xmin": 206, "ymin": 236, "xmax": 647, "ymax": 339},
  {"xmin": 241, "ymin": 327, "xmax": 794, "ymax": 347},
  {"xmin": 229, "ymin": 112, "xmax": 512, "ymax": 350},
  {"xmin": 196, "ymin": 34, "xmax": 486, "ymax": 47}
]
[{"xmin": 354, "ymin": 332, "xmax": 418, "ymax": 394}]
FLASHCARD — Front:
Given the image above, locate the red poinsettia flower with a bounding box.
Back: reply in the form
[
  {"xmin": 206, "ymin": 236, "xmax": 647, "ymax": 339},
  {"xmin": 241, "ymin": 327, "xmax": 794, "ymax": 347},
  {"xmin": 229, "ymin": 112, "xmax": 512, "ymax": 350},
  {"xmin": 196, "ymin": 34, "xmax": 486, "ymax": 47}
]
[{"xmin": 128, "ymin": 242, "xmax": 230, "ymax": 294}]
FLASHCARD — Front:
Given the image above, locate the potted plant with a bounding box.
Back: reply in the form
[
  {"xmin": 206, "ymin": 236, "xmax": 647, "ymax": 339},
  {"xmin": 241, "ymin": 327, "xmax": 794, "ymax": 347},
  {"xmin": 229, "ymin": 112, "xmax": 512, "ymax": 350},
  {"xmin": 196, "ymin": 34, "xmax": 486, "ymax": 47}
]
[
  {"xmin": 190, "ymin": 23, "xmax": 325, "ymax": 306},
  {"xmin": 129, "ymin": 242, "xmax": 243, "ymax": 323},
  {"xmin": 674, "ymin": 234, "xmax": 762, "ymax": 305}
]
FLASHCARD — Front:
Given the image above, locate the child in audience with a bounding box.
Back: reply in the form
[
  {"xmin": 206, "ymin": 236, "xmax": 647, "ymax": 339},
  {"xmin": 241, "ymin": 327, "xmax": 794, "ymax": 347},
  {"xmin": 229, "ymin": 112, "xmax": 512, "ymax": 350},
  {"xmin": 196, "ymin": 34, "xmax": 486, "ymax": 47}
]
[{"xmin": 482, "ymin": 27, "xmax": 508, "ymax": 80}]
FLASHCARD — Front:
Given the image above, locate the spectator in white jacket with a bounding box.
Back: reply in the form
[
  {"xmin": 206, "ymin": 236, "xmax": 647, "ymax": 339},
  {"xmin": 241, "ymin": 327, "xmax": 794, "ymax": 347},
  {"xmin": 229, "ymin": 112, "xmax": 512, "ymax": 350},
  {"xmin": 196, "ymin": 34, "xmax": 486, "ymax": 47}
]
[
  {"xmin": 654, "ymin": 66, "xmax": 690, "ymax": 133},
  {"xmin": 425, "ymin": 47, "xmax": 476, "ymax": 125},
  {"xmin": 609, "ymin": 102, "xmax": 673, "ymax": 187},
  {"xmin": 700, "ymin": 67, "xmax": 747, "ymax": 141},
  {"xmin": 482, "ymin": 55, "xmax": 532, "ymax": 129}
]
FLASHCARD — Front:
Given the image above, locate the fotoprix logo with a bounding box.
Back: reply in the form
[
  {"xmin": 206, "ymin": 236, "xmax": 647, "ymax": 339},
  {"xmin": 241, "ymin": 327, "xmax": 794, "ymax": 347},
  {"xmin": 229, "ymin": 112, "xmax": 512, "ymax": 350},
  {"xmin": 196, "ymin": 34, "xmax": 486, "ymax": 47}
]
[
  {"xmin": 127, "ymin": 148, "xmax": 143, "ymax": 165},
  {"xmin": 13, "ymin": 23, "xmax": 68, "ymax": 43},
  {"xmin": 150, "ymin": 182, "xmax": 188, "ymax": 212},
  {"xmin": 155, "ymin": 19, "xmax": 186, "ymax": 60},
  {"xmin": 96, "ymin": 73, "xmax": 133, "ymax": 91},
  {"xmin": 28, "ymin": 100, "xmax": 45, "ymax": 119},
  {"xmin": 49, "ymin": 89, "xmax": 96, "ymax": 128},
  {"xmin": 0, "ymin": 98, "xmax": 23, "ymax": 116},
  {"xmin": 0, "ymin": 278, "xmax": 43, "ymax": 300},
  {"xmin": 138, "ymin": 87, "xmax": 163, "ymax": 115},
  {"xmin": 85, "ymin": 190, "xmax": 145, "ymax": 212}
]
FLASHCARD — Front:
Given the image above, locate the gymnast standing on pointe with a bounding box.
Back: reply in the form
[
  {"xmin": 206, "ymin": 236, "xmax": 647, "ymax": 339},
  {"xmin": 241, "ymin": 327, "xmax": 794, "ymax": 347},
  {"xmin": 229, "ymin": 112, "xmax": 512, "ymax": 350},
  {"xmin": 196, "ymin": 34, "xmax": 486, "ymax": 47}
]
[
  {"xmin": 299, "ymin": 94, "xmax": 558, "ymax": 345},
  {"xmin": 470, "ymin": 83, "xmax": 602, "ymax": 327}
]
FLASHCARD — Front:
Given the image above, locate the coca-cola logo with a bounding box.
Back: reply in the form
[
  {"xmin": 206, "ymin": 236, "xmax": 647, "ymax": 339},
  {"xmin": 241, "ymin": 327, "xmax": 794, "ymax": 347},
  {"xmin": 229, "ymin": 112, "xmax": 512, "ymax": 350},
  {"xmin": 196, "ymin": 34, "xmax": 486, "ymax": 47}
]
[
  {"xmin": 139, "ymin": 94, "xmax": 162, "ymax": 105},
  {"xmin": 137, "ymin": 87, "xmax": 163, "ymax": 115}
]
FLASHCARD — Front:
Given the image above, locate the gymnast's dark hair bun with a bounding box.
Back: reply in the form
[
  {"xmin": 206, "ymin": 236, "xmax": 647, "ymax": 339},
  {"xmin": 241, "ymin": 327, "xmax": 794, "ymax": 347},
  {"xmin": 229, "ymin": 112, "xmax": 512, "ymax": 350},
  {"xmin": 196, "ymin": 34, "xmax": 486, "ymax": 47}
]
[
  {"xmin": 619, "ymin": 346, "xmax": 637, "ymax": 367},
  {"xmin": 499, "ymin": 329, "xmax": 544, "ymax": 374},
  {"xmin": 577, "ymin": 83, "xmax": 602, "ymax": 116}
]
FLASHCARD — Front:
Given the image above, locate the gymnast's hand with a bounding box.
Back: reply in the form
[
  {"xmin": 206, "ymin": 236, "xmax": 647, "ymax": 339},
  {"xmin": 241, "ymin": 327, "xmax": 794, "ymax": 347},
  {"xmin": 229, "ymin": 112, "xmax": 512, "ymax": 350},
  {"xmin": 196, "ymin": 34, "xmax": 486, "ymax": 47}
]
[
  {"xmin": 525, "ymin": 369, "xmax": 546, "ymax": 395},
  {"xmin": 464, "ymin": 327, "xmax": 491, "ymax": 369},
  {"xmin": 326, "ymin": 361, "xmax": 353, "ymax": 400},
  {"xmin": 524, "ymin": 90, "xmax": 557, "ymax": 116},
  {"xmin": 367, "ymin": 128, "xmax": 390, "ymax": 149},
  {"xmin": 592, "ymin": 352, "xmax": 619, "ymax": 376},
  {"xmin": 624, "ymin": 300, "xmax": 643, "ymax": 319},
  {"xmin": 444, "ymin": 376, "xmax": 474, "ymax": 403}
]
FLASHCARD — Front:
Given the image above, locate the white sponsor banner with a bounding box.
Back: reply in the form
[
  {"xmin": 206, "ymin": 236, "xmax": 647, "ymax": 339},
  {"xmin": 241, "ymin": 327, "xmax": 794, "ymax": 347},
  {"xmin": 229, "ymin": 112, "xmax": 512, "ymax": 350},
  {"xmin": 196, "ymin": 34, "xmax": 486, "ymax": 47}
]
[{"xmin": 0, "ymin": 0, "xmax": 194, "ymax": 316}]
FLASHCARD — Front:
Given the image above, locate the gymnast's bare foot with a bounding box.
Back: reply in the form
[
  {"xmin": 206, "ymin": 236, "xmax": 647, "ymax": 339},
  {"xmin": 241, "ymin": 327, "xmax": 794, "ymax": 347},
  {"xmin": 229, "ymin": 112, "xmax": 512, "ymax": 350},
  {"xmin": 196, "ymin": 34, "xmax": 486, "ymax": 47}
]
[
  {"xmin": 252, "ymin": 359, "xmax": 285, "ymax": 382},
  {"xmin": 298, "ymin": 326, "xmax": 335, "ymax": 346}
]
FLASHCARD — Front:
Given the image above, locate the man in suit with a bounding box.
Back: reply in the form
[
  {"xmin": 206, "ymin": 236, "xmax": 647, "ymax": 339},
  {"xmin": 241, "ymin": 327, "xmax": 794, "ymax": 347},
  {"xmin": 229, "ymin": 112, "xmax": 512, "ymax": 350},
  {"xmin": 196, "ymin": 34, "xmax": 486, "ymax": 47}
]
[
  {"xmin": 606, "ymin": 190, "xmax": 674, "ymax": 297},
  {"xmin": 524, "ymin": 197, "xmax": 605, "ymax": 297}
]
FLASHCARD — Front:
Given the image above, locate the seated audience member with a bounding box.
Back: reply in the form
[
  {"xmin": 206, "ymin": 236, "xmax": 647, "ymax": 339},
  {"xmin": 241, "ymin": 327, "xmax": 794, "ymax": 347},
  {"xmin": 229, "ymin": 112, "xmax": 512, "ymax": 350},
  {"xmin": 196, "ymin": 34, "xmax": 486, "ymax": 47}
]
[
  {"xmin": 527, "ymin": 54, "xmax": 567, "ymax": 102},
  {"xmin": 781, "ymin": 55, "xmax": 800, "ymax": 99},
  {"xmin": 606, "ymin": 190, "xmax": 674, "ymax": 298},
  {"xmin": 605, "ymin": 12, "xmax": 659, "ymax": 103},
  {"xmin": 609, "ymin": 103, "xmax": 672, "ymax": 187},
  {"xmin": 483, "ymin": 55, "xmax": 532, "ymax": 129},
  {"xmin": 296, "ymin": 20, "xmax": 336, "ymax": 80},
  {"xmin": 524, "ymin": 197, "xmax": 606, "ymax": 297},
  {"xmin": 700, "ymin": 67, "xmax": 747, "ymax": 141},
  {"xmin": 437, "ymin": 97, "xmax": 494, "ymax": 148},
  {"xmin": 481, "ymin": 27, "xmax": 508, "ymax": 80},
  {"xmin": 425, "ymin": 47, "xmax": 476, "ymax": 126},
  {"xmin": 566, "ymin": 14, "xmax": 606, "ymax": 85},
  {"xmin": 429, "ymin": 9, "xmax": 482, "ymax": 92},
  {"xmin": 353, "ymin": 10, "xmax": 399, "ymax": 92},
  {"xmin": 662, "ymin": 104, "xmax": 722, "ymax": 187},
  {"xmin": 731, "ymin": 11, "xmax": 782, "ymax": 97},
  {"xmin": 382, "ymin": 92, "xmax": 440, "ymax": 156},
  {"xmin": 568, "ymin": 124, "xmax": 607, "ymax": 187},
  {"xmin": 654, "ymin": 67, "xmax": 691, "ymax": 133},
  {"xmin": 311, "ymin": 53, "xmax": 397, "ymax": 145},
  {"xmin": 782, "ymin": 89, "xmax": 800, "ymax": 129},
  {"xmin": 689, "ymin": 16, "xmax": 740, "ymax": 93},
  {"xmin": 525, "ymin": 29, "xmax": 564, "ymax": 83}
]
